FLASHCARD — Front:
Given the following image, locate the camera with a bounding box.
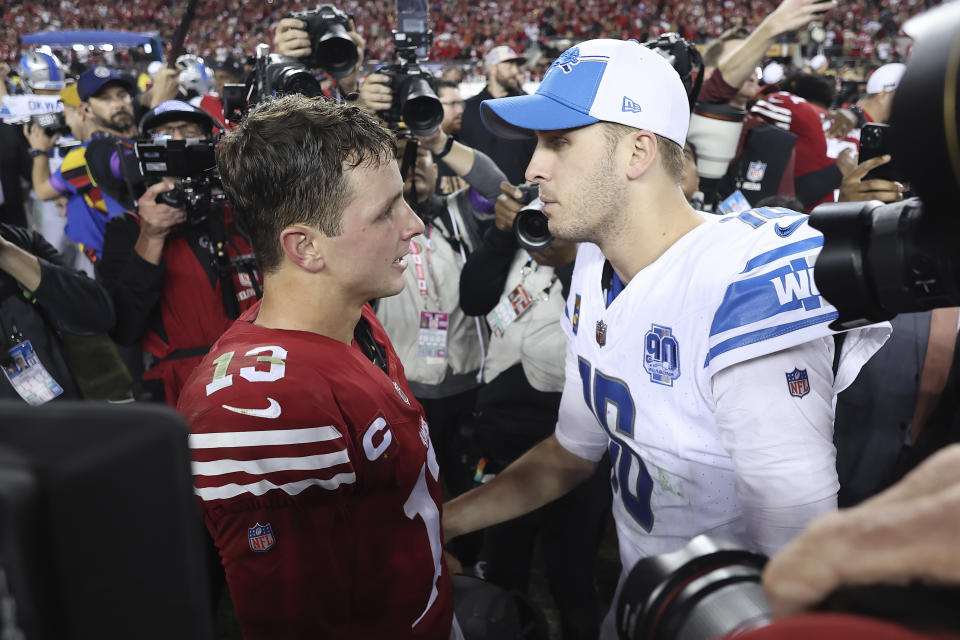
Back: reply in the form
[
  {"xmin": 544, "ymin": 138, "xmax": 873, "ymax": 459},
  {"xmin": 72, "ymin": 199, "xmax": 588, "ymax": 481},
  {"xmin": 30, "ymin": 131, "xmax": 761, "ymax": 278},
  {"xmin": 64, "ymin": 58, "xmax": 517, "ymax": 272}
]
[
  {"xmin": 287, "ymin": 4, "xmax": 359, "ymax": 79},
  {"xmin": 616, "ymin": 536, "xmax": 770, "ymax": 640},
  {"xmin": 616, "ymin": 535, "xmax": 960, "ymax": 640},
  {"xmin": 513, "ymin": 184, "xmax": 553, "ymax": 253},
  {"xmin": 31, "ymin": 111, "xmax": 71, "ymax": 137},
  {"xmin": 375, "ymin": 0, "xmax": 443, "ymax": 136},
  {"xmin": 643, "ymin": 33, "xmax": 704, "ymax": 111},
  {"xmin": 135, "ymin": 138, "xmax": 226, "ymax": 225},
  {"xmin": 222, "ymin": 44, "xmax": 325, "ymax": 124},
  {"xmin": 809, "ymin": 0, "xmax": 960, "ymax": 329}
]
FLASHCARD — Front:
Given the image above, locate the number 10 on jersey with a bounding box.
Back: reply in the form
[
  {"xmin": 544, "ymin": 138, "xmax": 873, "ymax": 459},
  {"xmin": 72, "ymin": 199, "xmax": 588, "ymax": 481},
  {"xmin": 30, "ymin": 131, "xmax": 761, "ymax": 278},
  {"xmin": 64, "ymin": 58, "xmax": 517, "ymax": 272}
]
[{"xmin": 578, "ymin": 357, "xmax": 655, "ymax": 531}]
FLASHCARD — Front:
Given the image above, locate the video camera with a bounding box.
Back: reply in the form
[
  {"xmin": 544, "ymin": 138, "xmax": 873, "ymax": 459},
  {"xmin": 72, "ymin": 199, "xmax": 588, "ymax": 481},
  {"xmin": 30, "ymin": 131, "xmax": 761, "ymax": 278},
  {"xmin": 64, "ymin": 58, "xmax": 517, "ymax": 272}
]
[
  {"xmin": 375, "ymin": 0, "xmax": 443, "ymax": 136},
  {"xmin": 809, "ymin": 1, "xmax": 960, "ymax": 329},
  {"xmin": 222, "ymin": 43, "xmax": 326, "ymax": 124},
  {"xmin": 287, "ymin": 3, "xmax": 359, "ymax": 79},
  {"xmin": 135, "ymin": 138, "xmax": 226, "ymax": 225}
]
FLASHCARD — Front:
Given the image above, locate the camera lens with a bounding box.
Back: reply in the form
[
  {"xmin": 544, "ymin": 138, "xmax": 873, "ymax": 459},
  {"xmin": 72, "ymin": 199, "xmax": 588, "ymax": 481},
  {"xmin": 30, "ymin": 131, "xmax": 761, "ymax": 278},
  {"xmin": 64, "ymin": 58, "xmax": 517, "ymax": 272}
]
[
  {"xmin": 267, "ymin": 62, "xmax": 324, "ymax": 98},
  {"xmin": 314, "ymin": 25, "xmax": 359, "ymax": 78},
  {"xmin": 400, "ymin": 76, "xmax": 443, "ymax": 136},
  {"xmin": 617, "ymin": 535, "xmax": 770, "ymax": 640},
  {"xmin": 513, "ymin": 199, "xmax": 554, "ymax": 252}
]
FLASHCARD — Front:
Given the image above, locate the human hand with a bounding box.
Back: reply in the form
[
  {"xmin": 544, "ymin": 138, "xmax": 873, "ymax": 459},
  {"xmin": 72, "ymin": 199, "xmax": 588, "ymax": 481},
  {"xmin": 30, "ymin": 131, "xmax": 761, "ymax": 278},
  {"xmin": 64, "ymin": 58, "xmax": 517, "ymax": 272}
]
[
  {"xmin": 23, "ymin": 121, "xmax": 59, "ymax": 153},
  {"xmin": 530, "ymin": 239, "xmax": 577, "ymax": 268},
  {"xmin": 494, "ymin": 181, "xmax": 525, "ymax": 233},
  {"xmin": 0, "ymin": 63, "xmax": 10, "ymax": 83},
  {"xmin": 149, "ymin": 67, "xmax": 181, "ymax": 109},
  {"xmin": 355, "ymin": 73, "xmax": 393, "ymax": 115},
  {"xmin": 835, "ymin": 147, "xmax": 857, "ymax": 178},
  {"xmin": 764, "ymin": 0, "xmax": 837, "ymax": 36},
  {"xmin": 837, "ymin": 154, "xmax": 903, "ymax": 203},
  {"xmin": 763, "ymin": 444, "xmax": 960, "ymax": 619},
  {"xmin": 825, "ymin": 108, "xmax": 857, "ymax": 139},
  {"xmin": 274, "ymin": 18, "xmax": 311, "ymax": 59},
  {"xmin": 137, "ymin": 181, "xmax": 187, "ymax": 240},
  {"xmin": 418, "ymin": 128, "xmax": 448, "ymax": 156}
]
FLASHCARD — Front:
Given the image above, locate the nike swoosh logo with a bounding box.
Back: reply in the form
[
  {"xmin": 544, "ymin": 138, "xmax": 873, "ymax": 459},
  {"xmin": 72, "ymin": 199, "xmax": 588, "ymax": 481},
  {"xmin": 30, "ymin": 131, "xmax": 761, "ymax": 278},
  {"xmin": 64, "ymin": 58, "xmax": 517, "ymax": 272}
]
[
  {"xmin": 774, "ymin": 218, "xmax": 807, "ymax": 237},
  {"xmin": 222, "ymin": 397, "xmax": 282, "ymax": 419}
]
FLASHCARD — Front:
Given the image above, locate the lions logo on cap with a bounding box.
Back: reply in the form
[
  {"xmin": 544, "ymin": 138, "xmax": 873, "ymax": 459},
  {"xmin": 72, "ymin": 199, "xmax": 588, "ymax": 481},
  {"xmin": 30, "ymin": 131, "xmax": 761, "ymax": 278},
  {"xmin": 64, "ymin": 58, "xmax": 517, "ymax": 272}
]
[
  {"xmin": 551, "ymin": 47, "xmax": 582, "ymax": 74},
  {"xmin": 93, "ymin": 66, "xmax": 111, "ymax": 78}
]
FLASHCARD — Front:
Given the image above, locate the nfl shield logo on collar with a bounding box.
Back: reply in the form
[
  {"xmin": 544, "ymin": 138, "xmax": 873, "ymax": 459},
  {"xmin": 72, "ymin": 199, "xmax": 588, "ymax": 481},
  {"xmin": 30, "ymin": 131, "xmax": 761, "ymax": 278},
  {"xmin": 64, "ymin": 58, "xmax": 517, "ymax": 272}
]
[
  {"xmin": 248, "ymin": 523, "xmax": 276, "ymax": 552},
  {"xmin": 596, "ymin": 320, "xmax": 607, "ymax": 347},
  {"xmin": 786, "ymin": 368, "xmax": 810, "ymax": 398}
]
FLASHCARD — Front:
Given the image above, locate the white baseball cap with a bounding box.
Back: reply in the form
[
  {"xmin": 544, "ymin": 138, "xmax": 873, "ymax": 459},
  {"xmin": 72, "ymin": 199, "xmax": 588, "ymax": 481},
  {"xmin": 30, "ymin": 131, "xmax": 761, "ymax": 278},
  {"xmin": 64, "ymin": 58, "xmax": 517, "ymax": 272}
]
[
  {"xmin": 866, "ymin": 62, "xmax": 906, "ymax": 94},
  {"xmin": 480, "ymin": 39, "xmax": 689, "ymax": 146},
  {"xmin": 485, "ymin": 45, "xmax": 526, "ymax": 67}
]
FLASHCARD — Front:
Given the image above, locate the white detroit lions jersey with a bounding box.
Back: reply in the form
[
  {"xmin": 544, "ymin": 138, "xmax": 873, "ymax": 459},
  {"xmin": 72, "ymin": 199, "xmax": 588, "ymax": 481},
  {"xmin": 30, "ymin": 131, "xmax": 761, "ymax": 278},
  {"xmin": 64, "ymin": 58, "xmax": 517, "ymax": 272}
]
[{"xmin": 555, "ymin": 207, "xmax": 889, "ymax": 574}]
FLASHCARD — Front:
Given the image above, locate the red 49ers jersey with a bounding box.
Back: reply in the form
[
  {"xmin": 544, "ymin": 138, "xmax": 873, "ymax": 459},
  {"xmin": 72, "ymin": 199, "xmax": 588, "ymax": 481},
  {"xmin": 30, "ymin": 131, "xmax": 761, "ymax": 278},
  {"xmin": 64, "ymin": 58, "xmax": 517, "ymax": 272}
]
[{"xmin": 178, "ymin": 303, "xmax": 453, "ymax": 639}]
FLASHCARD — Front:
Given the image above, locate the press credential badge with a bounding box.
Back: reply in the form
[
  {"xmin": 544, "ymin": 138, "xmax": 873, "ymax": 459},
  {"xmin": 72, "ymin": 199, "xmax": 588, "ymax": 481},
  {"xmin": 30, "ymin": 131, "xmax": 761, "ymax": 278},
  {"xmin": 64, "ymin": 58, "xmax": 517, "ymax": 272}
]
[{"xmin": 3, "ymin": 340, "xmax": 63, "ymax": 405}]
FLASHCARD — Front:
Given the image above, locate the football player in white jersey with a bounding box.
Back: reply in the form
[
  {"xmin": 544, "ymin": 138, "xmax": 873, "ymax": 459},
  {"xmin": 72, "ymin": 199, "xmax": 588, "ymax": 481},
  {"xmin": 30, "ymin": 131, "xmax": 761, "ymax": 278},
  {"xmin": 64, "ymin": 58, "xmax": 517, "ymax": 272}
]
[{"xmin": 443, "ymin": 38, "xmax": 889, "ymax": 637}]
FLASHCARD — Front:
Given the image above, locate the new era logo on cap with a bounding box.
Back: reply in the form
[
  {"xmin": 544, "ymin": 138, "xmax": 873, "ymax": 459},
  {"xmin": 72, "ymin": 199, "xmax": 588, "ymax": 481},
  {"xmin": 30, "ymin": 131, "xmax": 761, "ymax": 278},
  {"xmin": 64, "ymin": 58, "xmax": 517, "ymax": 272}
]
[
  {"xmin": 480, "ymin": 39, "xmax": 689, "ymax": 147},
  {"xmin": 622, "ymin": 96, "xmax": 642, "ymax": 113}
]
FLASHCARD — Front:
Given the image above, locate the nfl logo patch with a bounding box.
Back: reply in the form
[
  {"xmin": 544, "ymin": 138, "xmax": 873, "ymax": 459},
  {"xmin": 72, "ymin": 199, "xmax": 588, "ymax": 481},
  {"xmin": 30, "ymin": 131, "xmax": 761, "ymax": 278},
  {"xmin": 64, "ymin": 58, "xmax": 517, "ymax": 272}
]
[
  {"xmin": 596, "ymin": 319, "xmax": 607, "ymax": 347},
  {"xmin": 786, "ymin": 368, "xmax": 810, "ymax": 398},
  {"xmin": 248, "ymin": 523, "xmax": 276, "ymax": 552},
  {"xmin": 747, "ymin": 161, "xmax": 767, "ymax": 182}
]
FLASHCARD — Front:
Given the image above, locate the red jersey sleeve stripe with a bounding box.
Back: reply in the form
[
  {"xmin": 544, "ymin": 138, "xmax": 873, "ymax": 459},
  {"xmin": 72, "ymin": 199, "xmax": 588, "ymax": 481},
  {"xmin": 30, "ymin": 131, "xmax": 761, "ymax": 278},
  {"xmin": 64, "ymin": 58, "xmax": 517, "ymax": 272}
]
[
  {"xmin": 192, "ymin": 451, "xmax": 351, "ymax": 477},
  {"xmin": 189, "ymin": 426, "xmax": 343, "ymax": 449},
  {"xmin": 194, "ymin": 473, "xmax": 358, "ymax": 501}
]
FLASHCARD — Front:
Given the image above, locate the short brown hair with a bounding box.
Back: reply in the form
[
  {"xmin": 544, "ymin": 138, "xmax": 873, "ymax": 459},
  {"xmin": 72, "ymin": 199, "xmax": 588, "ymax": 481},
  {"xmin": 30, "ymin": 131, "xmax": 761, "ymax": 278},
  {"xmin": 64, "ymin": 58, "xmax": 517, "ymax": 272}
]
[
  {"xmin": 216, "ymin": 95, "xmax": 396, "ymax": 273},
  {"xmin": 600, "ymin": 122, "xmax": 685, "ymax": 184}
]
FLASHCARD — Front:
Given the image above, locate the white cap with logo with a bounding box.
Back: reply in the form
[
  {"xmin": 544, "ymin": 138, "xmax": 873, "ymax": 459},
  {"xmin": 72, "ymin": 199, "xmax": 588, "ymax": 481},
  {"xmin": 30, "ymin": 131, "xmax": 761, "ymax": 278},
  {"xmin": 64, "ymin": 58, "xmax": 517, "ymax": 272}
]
[
  {"xmin": 480, "ymin": 39, "xmax": 689, "ymax": 147},
  {"xmin": 866, "ymin": 62, "xmax": 907, "ymax": 94}
]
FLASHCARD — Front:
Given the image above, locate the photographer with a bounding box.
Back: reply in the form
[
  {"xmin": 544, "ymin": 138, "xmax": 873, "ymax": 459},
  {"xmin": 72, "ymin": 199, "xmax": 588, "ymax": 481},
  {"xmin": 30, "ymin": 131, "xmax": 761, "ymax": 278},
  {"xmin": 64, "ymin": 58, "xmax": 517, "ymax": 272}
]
[
  {"xmin": 375, "ymin": 127, "xmax": 504, "ymax": 512},
  {"xmin": 97, "ymin": 100, "xmax": 260, "ymax": 407},
  {"xmin": 0, "ymin": 221, "xmax": 114, "ymax": 403},
  {"xmin": 26, "ymin": 66, "xmax": 137, "ymax": 265},
  {"xmin": 459, "ymin": 182, "xmax": 611, "ymax": 640}
]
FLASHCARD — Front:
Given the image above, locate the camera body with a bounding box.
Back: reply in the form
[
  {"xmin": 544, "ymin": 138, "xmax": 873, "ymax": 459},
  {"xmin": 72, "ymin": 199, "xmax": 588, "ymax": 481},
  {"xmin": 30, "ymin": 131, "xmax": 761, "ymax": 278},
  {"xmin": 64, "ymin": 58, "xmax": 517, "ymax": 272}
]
[
  {"xmin": 31, "ymin": 111, "xmax": 71, "ymax": 138},
  {"xmin": 513, "ymin": 184, "xmax": 553, "ymax": 253},
  {"xmin": 376, "ymin": 59, "xmax": 442, "ymax": 135},
  {"xmin": 287, "ymin": 4, "xmax": 359, "ymax": 79},
  {"xmin": 375, "ymin": 0, "xmax": 443, "ymax": 136},
  {"xmin": 136, "ymin": 138, "xmax": 226, "ymax": 224},
  {"xmin": 222, "ymin": 44, "xmax": 325, "ymax": 124}
]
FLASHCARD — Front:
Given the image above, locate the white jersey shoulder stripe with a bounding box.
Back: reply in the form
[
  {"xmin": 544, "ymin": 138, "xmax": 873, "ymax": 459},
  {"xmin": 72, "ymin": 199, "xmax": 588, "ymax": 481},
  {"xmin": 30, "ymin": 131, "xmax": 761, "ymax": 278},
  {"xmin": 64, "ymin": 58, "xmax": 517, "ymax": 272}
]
[
  {"xmin": 189, "ymin": 425, "xmax": 344, "ymax": 449},
  {"xmin": 192, "ymin": 450, "xmax": 351, "ymax": 477},
  {"xmin": 194, "ymin": 473, "xmax": 357, "ymax": 501}
]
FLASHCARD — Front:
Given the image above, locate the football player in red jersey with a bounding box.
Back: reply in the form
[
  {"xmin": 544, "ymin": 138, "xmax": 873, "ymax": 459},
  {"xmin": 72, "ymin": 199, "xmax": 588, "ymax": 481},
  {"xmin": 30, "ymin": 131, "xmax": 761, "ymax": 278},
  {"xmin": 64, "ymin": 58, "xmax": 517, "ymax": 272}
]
[{"xmin": 177, "ymin": 94, "xmax": 460, "ymax": 639}]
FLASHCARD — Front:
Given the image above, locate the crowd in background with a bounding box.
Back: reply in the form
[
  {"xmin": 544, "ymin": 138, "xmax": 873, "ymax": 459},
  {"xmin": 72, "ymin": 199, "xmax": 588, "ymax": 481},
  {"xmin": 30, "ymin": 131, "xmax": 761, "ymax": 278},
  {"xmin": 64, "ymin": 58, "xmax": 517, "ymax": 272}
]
[{"xmin": 2, "ymin": 0, "xmax": 929, "ymax": 68}]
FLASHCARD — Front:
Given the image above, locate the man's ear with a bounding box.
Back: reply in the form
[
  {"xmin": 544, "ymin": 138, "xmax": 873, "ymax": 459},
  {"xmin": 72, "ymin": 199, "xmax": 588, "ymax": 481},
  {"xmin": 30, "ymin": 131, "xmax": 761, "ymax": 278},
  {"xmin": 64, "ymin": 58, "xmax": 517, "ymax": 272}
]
[
  {"xmin": 279, "ymin": 225, "xmax": 325, "ymax": 272},
  {"xmin": 625, "ymin": 130, "xmax": 659, "ymax": 180}
]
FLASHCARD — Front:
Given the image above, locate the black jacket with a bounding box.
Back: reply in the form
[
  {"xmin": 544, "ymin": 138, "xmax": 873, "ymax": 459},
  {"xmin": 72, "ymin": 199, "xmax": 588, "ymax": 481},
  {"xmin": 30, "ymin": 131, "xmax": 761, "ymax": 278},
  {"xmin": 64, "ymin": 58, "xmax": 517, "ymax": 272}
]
[
  {"xmin": 0, "ymin": 223, "xmax": 115, "ymax": 400},
  {"xmin": 459, "ymin": 86, "xmax": 538, "ymax": 186}
]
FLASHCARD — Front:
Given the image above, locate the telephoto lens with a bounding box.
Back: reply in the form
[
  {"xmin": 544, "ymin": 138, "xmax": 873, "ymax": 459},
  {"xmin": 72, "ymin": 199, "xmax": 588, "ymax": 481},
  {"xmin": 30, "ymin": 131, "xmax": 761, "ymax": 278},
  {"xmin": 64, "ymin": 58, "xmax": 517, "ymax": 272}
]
[{"xmin": 616, "ymin": 535, "xmax": 771, "ymax": 640}]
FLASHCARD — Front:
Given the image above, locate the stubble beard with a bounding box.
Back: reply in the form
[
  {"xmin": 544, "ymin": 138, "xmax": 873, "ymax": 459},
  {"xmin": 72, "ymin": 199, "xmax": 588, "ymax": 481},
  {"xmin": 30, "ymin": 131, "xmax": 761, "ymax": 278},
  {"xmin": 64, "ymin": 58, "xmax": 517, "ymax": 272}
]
[{"xmin": 549, "ymin": 152, "xmax": 627, "ymax": 246}]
